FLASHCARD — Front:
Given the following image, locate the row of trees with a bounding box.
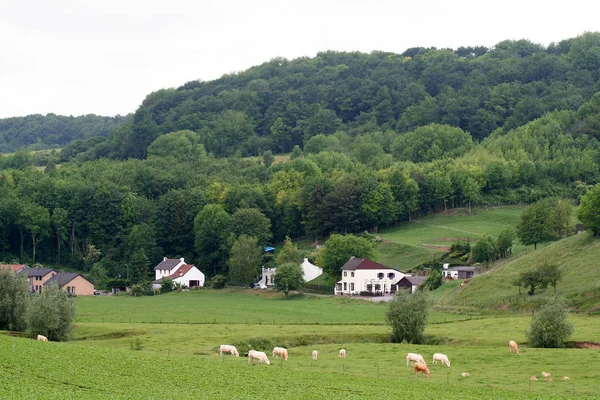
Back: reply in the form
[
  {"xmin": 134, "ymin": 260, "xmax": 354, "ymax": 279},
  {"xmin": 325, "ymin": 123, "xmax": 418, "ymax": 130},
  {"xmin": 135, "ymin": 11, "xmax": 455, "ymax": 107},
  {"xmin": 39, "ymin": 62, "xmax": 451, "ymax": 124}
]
[{"xmin": 0, "ymin": 270, "xmax": 75, "ymax": 341}]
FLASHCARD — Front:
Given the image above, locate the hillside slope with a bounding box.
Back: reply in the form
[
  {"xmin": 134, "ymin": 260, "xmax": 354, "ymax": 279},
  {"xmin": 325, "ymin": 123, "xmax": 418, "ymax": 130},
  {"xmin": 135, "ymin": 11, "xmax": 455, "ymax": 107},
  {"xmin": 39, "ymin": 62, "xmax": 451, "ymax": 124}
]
[{"xmin": 437, "ymin": 232, "xmax": 600, "ymax": 311}]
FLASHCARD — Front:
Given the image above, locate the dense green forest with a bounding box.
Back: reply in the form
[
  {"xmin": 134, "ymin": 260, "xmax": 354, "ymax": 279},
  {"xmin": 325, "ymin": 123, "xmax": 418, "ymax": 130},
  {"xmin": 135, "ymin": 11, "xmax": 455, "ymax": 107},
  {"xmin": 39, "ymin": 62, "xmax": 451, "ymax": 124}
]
[
  {"xmin": 0, "ymin": 113, "xmax": 131, "ymax": 154},
  {"xmin": 1, "ymin": 33, "xmax": 600, "ymax": 287}
]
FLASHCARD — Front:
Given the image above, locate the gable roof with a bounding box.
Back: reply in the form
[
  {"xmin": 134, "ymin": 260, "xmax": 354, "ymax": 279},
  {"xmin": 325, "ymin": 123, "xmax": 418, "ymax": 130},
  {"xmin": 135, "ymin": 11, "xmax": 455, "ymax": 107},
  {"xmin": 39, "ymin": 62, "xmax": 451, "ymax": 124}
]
[
  {"xmin": 165, "ymin": 264, "xmax": 195, "ymax": 280},
  {"xmin": 396, "ymin": 275, "xmax": 428, "ymax": 286},
  {"xmin": 154, "ymin": 258, "xmax": 184, "ymax": 271},
  {"xmin": 0, "ymin": 264, "xmax": 29, "ymax": 273},
  {"xmin": 19, "ymin": 268, "xmax": 56, "ymax": 277},
  {"xmin": 45, "ymin": 272, "xmax": 93, "ymax": 288},
  {"xmin": 341, "ymin": 257, "xmax": 393, "ymax": 271},
  {"xmin": 448, "ymin": 266, "xmax": 477, "ymax": 272}
]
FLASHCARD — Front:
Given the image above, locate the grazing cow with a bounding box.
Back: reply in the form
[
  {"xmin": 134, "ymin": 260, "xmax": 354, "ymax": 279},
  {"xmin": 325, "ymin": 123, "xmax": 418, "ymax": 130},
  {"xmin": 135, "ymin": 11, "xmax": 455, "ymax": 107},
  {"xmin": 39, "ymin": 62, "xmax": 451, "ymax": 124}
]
[
  {"xmin": 219, "ymin": 344, "xmax": 239, "ymax": 357},
  {"xmin": 561, "ymin": 376, "xmax": 570, "ymax": 380},
  {"xmin": 248, "ymin": 350, "xmax": 270, "ymax": 365},
  {"xmin": 432, "ymin": 353, "xmax": 451, "ymax": 367},
  {"xmin": 339, "ymin": 349, "xmax": 346, "ymax": 359},
  {"xmin": 541, "ymin": 371, "xmax": 551, "ymax": 377},
  {"xmin": 530, "ymin": 376, "xmax": 538, "ymax": 381},
  {"xmin": 545, "ymin": 377, "xmax": 553, "ymax": 382},
  {"xmin": 272, "ymin": 347, "xmax": 289, "ymax": 360},
  {"xmin": 461, "ymin": 372, "xmax": 470, "ymax": 377},
  {"xmin": 414, "ymin": 363, "xmax": 431, "ymax": 378},
  {"xmin": 509, "ymin": 340, "xmax": 519, "ymax": 354},
  {"xmin": 406, "ymin": 353, "xmax": 425, "ymax": 366},
  {"xmin": 37, "ymin": 335, "xmax": 48, "ymax": 342},
  {"xmin": 312, "ymin": 350, "xmax": 318, "ymax": 361}
]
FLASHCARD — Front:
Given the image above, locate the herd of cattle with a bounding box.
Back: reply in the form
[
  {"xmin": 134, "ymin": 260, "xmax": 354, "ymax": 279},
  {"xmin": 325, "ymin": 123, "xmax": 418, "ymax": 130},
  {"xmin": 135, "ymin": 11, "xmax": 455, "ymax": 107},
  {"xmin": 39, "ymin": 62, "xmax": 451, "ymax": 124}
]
[{"xmin": 218, "ymin": 340, "xmax": 571, "ymax": 381}]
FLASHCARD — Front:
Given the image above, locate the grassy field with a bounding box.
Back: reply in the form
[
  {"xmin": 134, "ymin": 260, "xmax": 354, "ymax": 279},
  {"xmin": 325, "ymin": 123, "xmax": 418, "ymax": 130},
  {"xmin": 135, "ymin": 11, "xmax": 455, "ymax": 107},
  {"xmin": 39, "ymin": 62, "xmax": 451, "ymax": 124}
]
[
  {"xmin": 377, "ymin": 206, "xmax": 526, "ymax": 271},
  {"xmin": 436, "ymin": 232, "xmax": 600, "ymax": 311}
]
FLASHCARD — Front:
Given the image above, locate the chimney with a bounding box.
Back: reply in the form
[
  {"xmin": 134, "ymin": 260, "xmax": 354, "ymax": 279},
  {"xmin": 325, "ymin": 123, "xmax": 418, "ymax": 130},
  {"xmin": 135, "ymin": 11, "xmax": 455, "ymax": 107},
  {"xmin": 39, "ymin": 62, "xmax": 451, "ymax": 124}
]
[
  {"xmin": 180, "ymin": 258, "xmax": 185, "ymax": 263},
  {"xmin": 304, "ymin": 258, "xmax": 308, "ymax": 263},
  {"xmin": 443, "ymin": 263, "xmax": 449, "ymax": 270},
  {"xmin": 163, "ymin": 257, "xmax": 167, "ymax": 261}
]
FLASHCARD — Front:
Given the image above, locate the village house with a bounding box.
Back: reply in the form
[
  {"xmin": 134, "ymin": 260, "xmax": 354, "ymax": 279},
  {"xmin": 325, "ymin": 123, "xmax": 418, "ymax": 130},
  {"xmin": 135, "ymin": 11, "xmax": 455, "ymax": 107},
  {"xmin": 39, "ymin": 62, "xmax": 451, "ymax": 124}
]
[
  {"xmin": 44, "ymin": 272, "xmax": 95, "ymax": 296},
  {"xmin": 19, "ymin": 268, "xmax": 57, "ymax": 293},
  {"xmin": 152, "ymin": 257, "xmax": 205, "ymax": 289},
  {"xmin": 260, "ymin": 258, "xmax": 323, "ymax": 287},
  {"xmin": 442, "ymin": 264, "xmax": 477, "ymax": 280},
  {"xmin": 0, "ymin": 264, "xmax": 29, "ymax": 274},
  {"xmin": 395, "ymin": 275, "xmax": 428, "ymax": 294},
  {"xmin": 335, "ymin": 257, "xmax": 405, "ymax": 296}
]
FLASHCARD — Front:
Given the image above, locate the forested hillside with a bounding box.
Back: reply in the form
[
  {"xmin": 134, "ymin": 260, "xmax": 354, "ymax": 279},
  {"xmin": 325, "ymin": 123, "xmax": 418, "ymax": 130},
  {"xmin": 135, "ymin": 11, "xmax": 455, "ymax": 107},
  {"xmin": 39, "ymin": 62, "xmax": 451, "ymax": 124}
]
[
  {"xmin": 1, "ymin": 33, "xmax": 600, "ymax": 288},
  {"xmin": 0, "ymin": 113, "xmax": 131, "ymax": 154}
]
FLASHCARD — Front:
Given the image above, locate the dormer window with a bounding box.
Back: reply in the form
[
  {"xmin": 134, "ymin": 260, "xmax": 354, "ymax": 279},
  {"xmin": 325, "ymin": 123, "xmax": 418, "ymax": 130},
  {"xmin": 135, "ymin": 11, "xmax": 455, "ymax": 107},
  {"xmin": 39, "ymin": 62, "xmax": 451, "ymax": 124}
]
[
  {"xmin": 351, "ymin": 272, "xmax": 354, "ymax": 277},
  {"xmin": 388, "ymin": 273, "xmax": 395, "ymax": 279},
  {"xmin": 343, "ymin": 271, "xmax": 347, "ymax": 277}
]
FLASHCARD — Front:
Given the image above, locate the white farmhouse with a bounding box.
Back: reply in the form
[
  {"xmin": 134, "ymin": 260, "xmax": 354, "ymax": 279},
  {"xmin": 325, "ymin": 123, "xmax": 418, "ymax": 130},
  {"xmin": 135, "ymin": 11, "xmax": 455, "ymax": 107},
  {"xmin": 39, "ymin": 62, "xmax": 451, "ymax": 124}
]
[
  {"xmin": 260, "ymin": 258, "xmax": 323, "ymax": 287},
  {"xmin": 152, "ymin": 257, "xmax": 205, "ymax": 289},
  {"xmin": 335, "ymin": 257, "xmax": 405, "ymax": 296}
]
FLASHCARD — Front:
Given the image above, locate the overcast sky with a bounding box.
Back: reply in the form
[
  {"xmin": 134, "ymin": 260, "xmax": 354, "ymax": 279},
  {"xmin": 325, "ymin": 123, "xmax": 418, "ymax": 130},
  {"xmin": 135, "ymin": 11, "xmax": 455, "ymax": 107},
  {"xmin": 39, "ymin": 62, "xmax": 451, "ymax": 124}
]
[{"xmin": 1, "ymin": 0, "xmax": 598, "ymax": 119}]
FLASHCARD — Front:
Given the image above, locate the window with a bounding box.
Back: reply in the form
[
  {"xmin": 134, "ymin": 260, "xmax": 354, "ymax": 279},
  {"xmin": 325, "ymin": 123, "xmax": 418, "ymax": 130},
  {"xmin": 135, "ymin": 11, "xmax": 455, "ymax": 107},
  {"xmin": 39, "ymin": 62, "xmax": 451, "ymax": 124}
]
[
  {"xmin": 343, "ymin": 271, "xmax": 347, "ymax": 277},
  {"xmin": 388, "ymin": 273, "xmax": 395, "ymax": 279},
  {"xmin": 66, "ymin": 286, "xmax": 71, "ymax": 294},
  {"xmin": 351, "ymin": 272, "xmax": 354, "ymax": 277},
  {"xmin": 72, "ymin": 286, "xmax": 76, "ymax": 295},
  {"xmin": 366, "ymin": 284, "xmax": 372, "ymax": 292},
  {"xmin": 377, "ymin": 273, "xmax": 384, "ymax": 279},
  {"xmin": 350, "ymin": 283, "xmax": 354, "ymax": 291},
  {"xmin": 375, "ymin": 284, "xmax": 381, "ymax": 291},
  {"xmin": 343, "ymin": 282, "xmax": 347, "ymax": 290}
]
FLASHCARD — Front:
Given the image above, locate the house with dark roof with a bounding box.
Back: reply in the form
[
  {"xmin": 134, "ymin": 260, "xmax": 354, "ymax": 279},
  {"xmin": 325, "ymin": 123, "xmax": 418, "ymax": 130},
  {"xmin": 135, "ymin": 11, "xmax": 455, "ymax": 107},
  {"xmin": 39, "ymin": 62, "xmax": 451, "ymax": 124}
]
[
  {"xmin": 18, "ymin": 267, "xmax": 57, "ymax": 293},
  {"xmin": 395, "ymin": 275, "xmax": 428, "ymax": 294},
  {"xmin": 335, "ymin": 257, "xmax": 406, "ymax": 296},
  {"xmin": 442, "ymin": 264, "xmax": 477, "ymax": 280},
  {"xmin": 152, "ymin": 257, "xmax": 205, "ymax": 289},
  {"xmin": 45, "ymin": 272, "xmax": 95, "ymax": 296}
]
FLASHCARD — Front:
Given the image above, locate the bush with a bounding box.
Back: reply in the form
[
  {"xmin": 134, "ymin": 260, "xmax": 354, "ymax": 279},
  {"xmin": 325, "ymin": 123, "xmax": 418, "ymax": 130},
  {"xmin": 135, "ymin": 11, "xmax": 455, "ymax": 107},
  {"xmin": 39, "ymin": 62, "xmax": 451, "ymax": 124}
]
[
  {"xmin": 386, "ymin": 291, "xmax": 429, "ymax": 344},
  {"xmin": 160, "ymin": 279, "xmax": 174, "ymax": 293},
  {"xmin": 211, "ymin": 274, "xmax": 227, "ymax": 289},
  {"xmin": 526, "ymin": 298, "xmax": 574, "ymax": 348},
  {"xmin": 26, "ymin": 284, "xmax": 76, "ymax": 341},
  {"xmin": 0, "ymin": 269, "xmax": 30, "ymax": 332}
]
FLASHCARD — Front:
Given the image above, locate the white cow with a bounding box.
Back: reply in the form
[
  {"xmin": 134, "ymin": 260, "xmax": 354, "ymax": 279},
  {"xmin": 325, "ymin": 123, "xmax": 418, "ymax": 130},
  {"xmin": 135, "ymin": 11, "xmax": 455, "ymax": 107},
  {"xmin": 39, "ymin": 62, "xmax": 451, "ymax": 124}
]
[
  {"xmin": 312, "ymin": 350, "xmax": 318, "ymax": 360},
  {"xmin": 406, "ymin": 353, "xmax": 425, "ymax": 366},
  {"xmin": 339, "ymin": 349, "xmax": 346, "ymax": 359},
  {"xmin": 432, "ymin": 353, "xmax": 450, "ymax": 367},
  {"xmin": 272, "ymin": 347, "xmax": 288, "ymax": 360},
  {"xmin": 509, "ymin": 340, "xmax": 519, "ymax": 354},
  {"xmin": 248, "ymin": 350, "xmax": 270, "ymax": 365},
  {"xmin": 37, "ymin": 335, "xmax": 48, "ymax": 342},
  {"xmin": 219, "ymin": 344, "xmax": 239, "ymax": 357}
]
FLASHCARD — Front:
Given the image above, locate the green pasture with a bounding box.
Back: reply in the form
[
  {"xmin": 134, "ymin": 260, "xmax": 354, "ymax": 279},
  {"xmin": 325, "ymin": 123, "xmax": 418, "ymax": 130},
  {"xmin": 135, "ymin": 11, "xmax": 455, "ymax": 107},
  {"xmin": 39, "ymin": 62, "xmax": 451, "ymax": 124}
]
[
  {"xmin": 439, "ymin": 232, "xmax": 600, "ymax": 311},
  {"xmin": 377, "ymin": 206, "xmax": 526, "ymax": 271}
]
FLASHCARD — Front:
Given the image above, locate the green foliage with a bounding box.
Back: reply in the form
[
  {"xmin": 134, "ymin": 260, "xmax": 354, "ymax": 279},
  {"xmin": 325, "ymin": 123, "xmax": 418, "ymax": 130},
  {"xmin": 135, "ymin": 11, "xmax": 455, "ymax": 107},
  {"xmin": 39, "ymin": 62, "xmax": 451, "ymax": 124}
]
[
  {"xmin": 316, "ymin": 234, "xmax": 377, "ymax": 279},
  {"xmin": 526, "ymin": 298, "xmax": 574, "ymax": 348},
  {"xmin": 449, "ymin": 239, "xmax": 471, "ymax": 258},
  {"xmin": 516, "ymin": 201, "xmax": 555, "ymax": 249},
  {"xmin": 210, "ymin": 274, "xmax": 227, "ymax": 289},
  {"xmin": 276, "ymin": 236, "xmax": 302, "ymax": 265},
  {"xmin": 160, "ymin": 279, "xmax": 174, "ymax": 294},
  {"xmin": 273, "ymin": 262, "xmax": 304, "ymax": 298},
  {"xmin": 130, "ymin": 337, "xmax": 143, "ymax": 351},
  {"xmin": 536, "ymin": 262, "xmax": 562, "ymax": 294},
  {"xmin": 514, "ymin": 269, "xmax": 548, "ymax": 296},
  {"xmin": 26, "ymin": 284, "xmax": 76, "ymax": 341},
  {"xmin": 262, "ymin": 150, "xmax": 274, "ymax": 168},
  {"xmin": 422, "ymin": 270, "xmax": 443, "ymax": 291},
  {"xmin": 0, "ymin": 269, "xmax": 30, "ymax": 331},
  {"xmin": 386, "ymin": 291, "xmax": 429, "ymax": 344},
  {"xmin": 578, "ymin": 183, "xmax": 600, "ymax": 236},
  {"xmin": 496, "ymin": 227, "xmax": 516, "ymax": 258},
  {"xmin": 391, "ymin": 124, "xmax": 474, "ymax": 162},
  {"xmin": 231, "ymin": 208, "xmax": 272, "ymax": 245},
  {"xmin": 472, "ymin": 234, "xmax": 497, "ymax": 267},
  {"xmin": 228, "ymin": 235, "xmax": 262, "ymax": 286}
]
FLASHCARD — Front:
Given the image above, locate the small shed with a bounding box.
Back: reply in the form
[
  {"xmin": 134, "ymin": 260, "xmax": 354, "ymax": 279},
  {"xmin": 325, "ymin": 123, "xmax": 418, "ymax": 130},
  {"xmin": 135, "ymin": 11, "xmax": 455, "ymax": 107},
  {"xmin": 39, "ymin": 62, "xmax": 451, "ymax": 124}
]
[
  {"xmin": 442, "ymin": 265, "xmax": 477, "ymax": 280},
  {"xmin": 395, "ymin": 275, "xmax": 427, "ymax": 294}
]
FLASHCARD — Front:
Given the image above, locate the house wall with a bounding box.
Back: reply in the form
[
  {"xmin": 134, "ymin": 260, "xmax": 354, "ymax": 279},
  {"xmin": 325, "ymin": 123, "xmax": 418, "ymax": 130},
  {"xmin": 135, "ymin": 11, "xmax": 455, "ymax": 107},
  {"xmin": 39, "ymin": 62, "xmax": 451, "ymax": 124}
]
[
  {"xmin": 260, "ymin": 267, "xmax": 276, "ymax": 286},
  {"xmin": 155, "ymin": 259, "xmax": 185, "ymax": 279},
  {"xmin": 300, "ymin": 259, "xmax": 323, "ymax": 282},
  {"xmin": 28, "ymin": 271, "xmax": 57, "ymax": 292},
  {"xmin": 335, "ymin": 269, "xmax": 404, "ymax": 295},
  {"xmin": 63, "ymin": 275, "xmax": 95, "ymax": 296},
  {"xmin": 173, "ymin": 267, "xmax": 205, "ymax": 288}
]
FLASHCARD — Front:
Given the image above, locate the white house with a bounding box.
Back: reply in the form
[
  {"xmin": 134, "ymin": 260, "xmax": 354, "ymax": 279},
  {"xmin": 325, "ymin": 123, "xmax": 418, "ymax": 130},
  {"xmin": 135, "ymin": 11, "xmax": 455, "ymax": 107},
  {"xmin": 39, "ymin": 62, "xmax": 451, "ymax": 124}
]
[
  {"xmin": 335, "ymin": 257, "xmax": 405, "ymax": 296},
  {"xmin": 442, "ymin": 264, "xmax": 477, "ymax": 280},
  {"xmin": 152, "ymin": 257, "xmax": 205, "ymax": 289},
  {"xmin": 260, "ymin": 258, "xmax": 323, "ymax": 287}
]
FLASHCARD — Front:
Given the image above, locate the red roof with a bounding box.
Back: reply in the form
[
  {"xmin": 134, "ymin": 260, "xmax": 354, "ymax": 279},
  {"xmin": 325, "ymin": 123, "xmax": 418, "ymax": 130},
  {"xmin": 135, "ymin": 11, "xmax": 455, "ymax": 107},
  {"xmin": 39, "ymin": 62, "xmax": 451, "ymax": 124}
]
[
  {"xmin": 0, "ymin": 264, "xmax": 28, "ymax": 272},
  {"xmin": 341, "ymin": 258, "xmax": 393, "ymax": 270},
  {"xmin": 165, "ymin": 264, "xmax": 195, "ymax": 280}
]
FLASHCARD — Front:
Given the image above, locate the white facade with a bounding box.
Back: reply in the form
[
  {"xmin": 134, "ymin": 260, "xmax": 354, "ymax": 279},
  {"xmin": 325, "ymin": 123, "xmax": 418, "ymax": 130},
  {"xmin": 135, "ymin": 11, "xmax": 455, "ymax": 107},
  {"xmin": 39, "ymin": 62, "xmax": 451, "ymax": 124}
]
[
  {"xmin": 335, "ymin": 268, "xmax": 403, "ymax": 295},
  {"xmin": 171, "ymin": 266, "xmax": 205, "ymax": 288},
  {"xmin": 260, "ymin": 267, "xmax": 277, "ymax": 286},
  {"xmin": 300, "ymin": 258, "xmax": 323, "ymax": 282},
  {"xmin": 155, "ymin": 257, "xmax": 185, "ymax": 280},
  {"xmin": 152, "ymin": 257, "xmax": 205, "ymax": 289}
]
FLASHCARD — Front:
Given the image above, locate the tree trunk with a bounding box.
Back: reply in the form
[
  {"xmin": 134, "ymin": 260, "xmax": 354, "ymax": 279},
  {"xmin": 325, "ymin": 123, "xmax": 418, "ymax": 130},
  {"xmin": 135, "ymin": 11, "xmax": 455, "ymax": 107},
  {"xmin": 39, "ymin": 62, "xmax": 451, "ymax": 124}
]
[{"xmin": 31, "ymin": 233, "xmax": 37, "ymax": 265}]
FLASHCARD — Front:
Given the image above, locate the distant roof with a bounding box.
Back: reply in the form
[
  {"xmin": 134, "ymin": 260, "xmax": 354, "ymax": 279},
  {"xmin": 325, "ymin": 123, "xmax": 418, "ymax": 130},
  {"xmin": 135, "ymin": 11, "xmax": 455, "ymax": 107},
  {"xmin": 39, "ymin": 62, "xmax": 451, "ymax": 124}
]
[
  {"xmin": 448, "ymin": 266, "xmax": 477, "ymax": 272},
  {"xmin": 165, "ymin": 264, "xmax": 195, "ymax": 280},
  {"xmin": 264, "ymin": 246, "xmax": 276, "ymax": 252},
  {"xmin": 154, "ymin": 258, "xmax": 184, "ymax": 271},
  {"xmin": 20, "ymin": 268, "xmax": 56, "ymax": 277},
  {"xmin": 45, "ymin": 272, "xmax": 93, "ymax": 287},
  {"xmin": 397, "ymin": 276, "xmax": 428, "ymax": 286},
  {"xmin": 0, "ymin": 264, "xmax": 29, "ymax": 273},
  {"xmin": 341, "ymin": 258, "xmax": 394, "ymax": 271}
]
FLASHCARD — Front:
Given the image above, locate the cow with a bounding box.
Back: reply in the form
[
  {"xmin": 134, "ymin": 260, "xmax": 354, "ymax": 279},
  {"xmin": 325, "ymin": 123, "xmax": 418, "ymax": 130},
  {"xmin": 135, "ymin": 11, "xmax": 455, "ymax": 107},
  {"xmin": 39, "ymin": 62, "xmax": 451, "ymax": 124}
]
[
  {"xmin": 461, "ymin": 372, "xmax": 470, "ymax": 377},
  {"xmin": 312, "ymin": 350, "xmax": 318, "ymax": 360},
  {"xmin": 432, "ymin": 353, "xmax": 450, "ymax": 367},
  {"xmin": 561, "ymin": 376, "xmax": 570, "ymax": 380},
  {"xmin": 509, "ymin": 340, "xmax": 519, "ymax": 354},
  {"xmin": 248, "ymin": 350, "xmax": 270, "ymax": 365},
  {"xmin": 406, "ymin": 353, "xmax": 425, "ymax": 366},
  {"xmin": 541, "ymin": 371, "xmax": 551, "ymax": 377},
  {"xmin": 414, "ymin": 363, "xmax": 430, "ymax": 378},
  {"xmin": 530, "ymin": 376, "xmax": 538, "ymax": 381},
  {"xmin": 272, "ymin": 347, "xmax": 288, "ymax": 360},
  {"xmin": 37, "ymin": 335, "xmax": 48, "ymax": 342},
  {"xmin": 219, "ymin": 344, "xmax": 239, "ymax": 357},
  {"xmin": 339, "ymin": 349, "xmax": 346, "ymax": 359}
]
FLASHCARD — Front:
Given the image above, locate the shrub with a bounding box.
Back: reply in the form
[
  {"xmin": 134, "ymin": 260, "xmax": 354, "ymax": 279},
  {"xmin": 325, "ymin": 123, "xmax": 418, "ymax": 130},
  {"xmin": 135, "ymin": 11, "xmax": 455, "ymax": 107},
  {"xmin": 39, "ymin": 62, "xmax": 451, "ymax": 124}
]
[
  {"xmin": 526, "ymin": 298, "xmax": 574, "ymax": 348},
  {"xmin": 26, "ymin": 284, "xmax": 76, "ymax": 341},
  {"xmin": 386, "ymin": 291, "xmax": 429, "ymax": 344},
  {"xmin": 160, "ymin": 279, "xmax": 174, "ymax": 293},
  {"xmin": 0, "ymin": 269, "xmax": 30, "ymax": 332},
  {"xmin": 211, "ymin": 274, "xmax": 227, "ymax": 289}
]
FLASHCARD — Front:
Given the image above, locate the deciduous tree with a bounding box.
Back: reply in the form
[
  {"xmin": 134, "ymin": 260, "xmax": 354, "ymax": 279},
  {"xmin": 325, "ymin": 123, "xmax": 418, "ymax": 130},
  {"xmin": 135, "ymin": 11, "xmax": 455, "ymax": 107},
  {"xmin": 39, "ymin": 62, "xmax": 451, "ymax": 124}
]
[
  {"xmin": 273, "ymin": 262, "xmax": 304, "ymax": 298},
  {"xmin": 228, "ymin": 235, "xmax": 263, "ymax": 286}
]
